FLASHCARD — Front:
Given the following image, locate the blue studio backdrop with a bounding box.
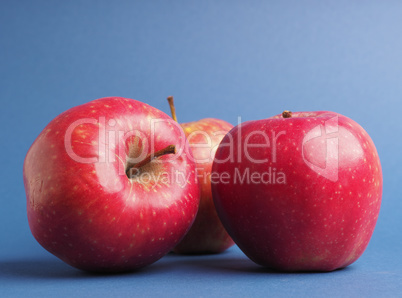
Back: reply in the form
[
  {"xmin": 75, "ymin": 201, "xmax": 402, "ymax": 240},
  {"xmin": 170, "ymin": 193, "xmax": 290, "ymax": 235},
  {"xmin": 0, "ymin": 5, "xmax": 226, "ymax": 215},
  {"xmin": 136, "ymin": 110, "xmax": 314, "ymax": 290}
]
[{"xmin": 1, "ymin": 1, "xmax": 401, "ymax": 297}]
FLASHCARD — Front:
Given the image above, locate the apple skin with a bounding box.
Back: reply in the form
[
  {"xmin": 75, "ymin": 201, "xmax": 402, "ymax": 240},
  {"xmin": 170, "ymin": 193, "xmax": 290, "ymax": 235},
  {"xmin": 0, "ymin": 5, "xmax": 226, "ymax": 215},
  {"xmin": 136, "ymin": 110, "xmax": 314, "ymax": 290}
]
[
  {"xmin": 211, "ymin": 111, "xmax": 382, "ymax": 271},
  {"xmin": 23, "ymin": 97, "xmax": 200, "ymax": 272},
  {"xmin": 173, "ymin": 118, "xmax": 235, "ymax": 254}
]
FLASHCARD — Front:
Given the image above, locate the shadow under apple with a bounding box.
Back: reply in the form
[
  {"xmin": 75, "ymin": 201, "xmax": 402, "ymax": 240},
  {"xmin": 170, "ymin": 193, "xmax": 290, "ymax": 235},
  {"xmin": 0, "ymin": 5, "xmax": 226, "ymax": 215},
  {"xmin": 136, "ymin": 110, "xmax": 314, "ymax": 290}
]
[
  {"xmin": 161, "ymin": 251, "xmax": 352, "ymax": 275},
  {"xmin": 0, "ymin": 253, "xmax": 351, "ymax": 280}
]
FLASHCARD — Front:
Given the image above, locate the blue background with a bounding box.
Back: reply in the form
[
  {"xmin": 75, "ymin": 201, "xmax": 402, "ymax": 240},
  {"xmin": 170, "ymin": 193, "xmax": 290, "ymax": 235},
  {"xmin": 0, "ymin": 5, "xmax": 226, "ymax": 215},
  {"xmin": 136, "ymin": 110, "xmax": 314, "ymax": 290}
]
[{"xmin": 1, "ymin": 0, "xmax": 401, "ymax": 296}]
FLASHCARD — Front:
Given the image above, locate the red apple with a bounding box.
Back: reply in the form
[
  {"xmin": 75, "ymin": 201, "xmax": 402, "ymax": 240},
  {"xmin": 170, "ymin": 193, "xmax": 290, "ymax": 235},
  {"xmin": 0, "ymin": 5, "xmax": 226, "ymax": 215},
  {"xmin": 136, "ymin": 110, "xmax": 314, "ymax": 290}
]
[
  {"xmin": 211, "ymin": 110, "xmax": 382, "ymax": 271},
  {"xmin": 167, "ymin": 96, "xmax": 235, "ymax": 254},
  {"xmin": 23, "ymin": 97, "xmax": 200, "ymax": 272}
]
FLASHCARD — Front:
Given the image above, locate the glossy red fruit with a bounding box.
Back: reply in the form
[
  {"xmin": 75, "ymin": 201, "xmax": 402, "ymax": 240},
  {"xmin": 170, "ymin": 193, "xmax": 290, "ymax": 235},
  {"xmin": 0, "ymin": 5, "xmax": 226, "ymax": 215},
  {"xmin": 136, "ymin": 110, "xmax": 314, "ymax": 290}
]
[
  {"xmin": 23, "ymin": 97, "xmax": 200, "ymax": 272},
  {"xmin": 212, "ymin": 111, "xmax": 382, "ymax": 271},
  {"xmin": 167, "ymin": 96, "xmax": 235, "ymax": 254}
]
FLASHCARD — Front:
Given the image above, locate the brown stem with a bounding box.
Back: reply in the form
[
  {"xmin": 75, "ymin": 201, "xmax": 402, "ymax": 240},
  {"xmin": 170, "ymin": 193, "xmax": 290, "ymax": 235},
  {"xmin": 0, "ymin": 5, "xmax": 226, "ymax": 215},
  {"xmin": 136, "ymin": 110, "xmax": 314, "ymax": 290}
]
[
  {"xmin": 282, "ymin": 110, "xmax": 292, "ymax": 118},
  {"xmin": 126, "ymin": 145, "xmax": 176, "ymax": 177},
  {"xmin": 167, "ymin": 96, "xmax": 178, "ymax": 122}
]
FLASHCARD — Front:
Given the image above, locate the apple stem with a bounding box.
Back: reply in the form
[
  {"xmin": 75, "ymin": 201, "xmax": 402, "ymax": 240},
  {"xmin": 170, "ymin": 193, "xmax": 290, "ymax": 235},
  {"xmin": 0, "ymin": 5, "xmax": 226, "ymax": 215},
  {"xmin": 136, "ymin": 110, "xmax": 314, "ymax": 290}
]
[
  {"xmin": 167, "ymin": 96, "xmax": 178, "ymax": 122},
  {"xmin": 126, "ymin": 145, "xmax": 176, "ymax": 178},
  {"xmin": 282, "ymin": 110, "xmax": 292, "ymax": 118}
]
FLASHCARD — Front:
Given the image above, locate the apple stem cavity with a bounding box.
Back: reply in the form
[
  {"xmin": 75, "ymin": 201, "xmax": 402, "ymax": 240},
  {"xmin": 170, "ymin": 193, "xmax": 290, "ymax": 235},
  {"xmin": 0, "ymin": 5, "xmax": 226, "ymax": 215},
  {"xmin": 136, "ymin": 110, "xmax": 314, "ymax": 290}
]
[
  {"xmin": 167, "ymin": 96, "xmax": 178, "ymax": 122},
  {"xmin": 282, "ymin": 110, "xmax": 292, "ymax": 118},
  {"xmin": 126, "ymin": 144, "xmax": 176, "ymax": 178}
]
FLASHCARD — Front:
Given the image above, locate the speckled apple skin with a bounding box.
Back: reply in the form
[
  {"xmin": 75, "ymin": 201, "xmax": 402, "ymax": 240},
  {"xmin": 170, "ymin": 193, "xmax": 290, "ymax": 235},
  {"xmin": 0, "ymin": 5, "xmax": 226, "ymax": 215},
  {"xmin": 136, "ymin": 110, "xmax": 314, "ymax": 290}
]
[
  {"xmin": 212, "ymin": 111, "xmax": 382, "ymax": 271},
  {"xmin": 23, "ymin": 97, "xmax": 200, "ymax": 272},
  {"xmin": 173, "ymin": 118, "xmax": 235, "ymax": 254}
]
